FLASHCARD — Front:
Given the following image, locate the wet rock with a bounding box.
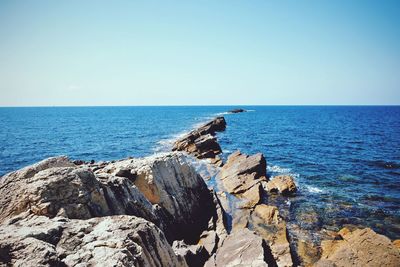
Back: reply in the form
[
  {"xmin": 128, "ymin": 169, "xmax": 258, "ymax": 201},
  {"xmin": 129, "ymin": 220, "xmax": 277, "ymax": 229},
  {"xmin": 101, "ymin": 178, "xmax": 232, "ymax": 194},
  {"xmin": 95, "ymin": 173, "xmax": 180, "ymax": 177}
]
[
  {"xmin": 296, "ymin": 240, "xmax": 320, "ymax": 267},
  {"xmin": 251, "ymin": 204, "xmax": 293, "ymax": 267},
  {"xmin": 0, "ymin": 214, "xmax": 187, "ymax": 267},
  {"xmin": 207, "ymin": 228, "xmax": 269, "ymax": 267},
  {"xmin": 172, "ymin": 117, "xmax": 226, "ymax": 165},
  {"xmin": 219, "ymin": 151, "xmax": 267, "ymax": 194},
  {"xmin": 228, "ymin": 108, "xmax": 246, "ymax": 114},
  {"xmin": 316, "ymin": 227, "xmax": 400, "ymax": 267},
  {"xmin": 265, "ymin": 175, "xmax": 297, "ymax": 195}
]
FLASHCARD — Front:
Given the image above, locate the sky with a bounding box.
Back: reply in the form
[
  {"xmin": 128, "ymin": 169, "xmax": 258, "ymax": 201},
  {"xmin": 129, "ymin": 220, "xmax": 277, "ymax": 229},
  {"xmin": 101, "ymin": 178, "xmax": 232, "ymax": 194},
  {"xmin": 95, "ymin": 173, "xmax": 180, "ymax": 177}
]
[{"xmin": 0, "ymin": 0, "xmax": 399, "ymax": 106}]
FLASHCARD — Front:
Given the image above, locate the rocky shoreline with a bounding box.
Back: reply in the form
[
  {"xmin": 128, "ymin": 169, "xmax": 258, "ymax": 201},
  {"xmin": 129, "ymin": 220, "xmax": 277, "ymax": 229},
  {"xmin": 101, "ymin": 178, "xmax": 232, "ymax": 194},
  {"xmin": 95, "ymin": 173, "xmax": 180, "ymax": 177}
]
[{"xmin": 0, "ymin": 115, "xmax": 399, "ymax": 266}]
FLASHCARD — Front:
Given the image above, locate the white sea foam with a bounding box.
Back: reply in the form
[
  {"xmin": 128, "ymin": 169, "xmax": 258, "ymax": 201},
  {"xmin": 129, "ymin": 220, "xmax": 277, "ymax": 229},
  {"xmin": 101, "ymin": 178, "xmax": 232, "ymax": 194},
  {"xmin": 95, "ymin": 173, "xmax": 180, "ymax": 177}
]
[
  {"xmin": 267, "ymin": 165, "xmax": 292, "ymax": 173},
  {"xmin": 304, "ymin": 185, "xmax": 324, "ymax": 194}
]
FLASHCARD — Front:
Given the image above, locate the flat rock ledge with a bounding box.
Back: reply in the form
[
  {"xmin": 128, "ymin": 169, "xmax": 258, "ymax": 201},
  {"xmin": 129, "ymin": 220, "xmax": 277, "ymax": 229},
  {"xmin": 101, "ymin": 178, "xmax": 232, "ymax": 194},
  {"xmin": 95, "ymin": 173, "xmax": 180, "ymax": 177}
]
[{"xmin": 172, "ymin": 117, "xmax": 226, "ymax": 166}]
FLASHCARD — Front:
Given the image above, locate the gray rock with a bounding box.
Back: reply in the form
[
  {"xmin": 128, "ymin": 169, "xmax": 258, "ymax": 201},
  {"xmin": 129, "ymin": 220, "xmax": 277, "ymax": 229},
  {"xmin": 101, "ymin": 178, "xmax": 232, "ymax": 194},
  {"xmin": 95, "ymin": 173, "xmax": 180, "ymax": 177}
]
[{"xmin": 0, "ymin": 215, "xmax": 187, "ymax": 267}]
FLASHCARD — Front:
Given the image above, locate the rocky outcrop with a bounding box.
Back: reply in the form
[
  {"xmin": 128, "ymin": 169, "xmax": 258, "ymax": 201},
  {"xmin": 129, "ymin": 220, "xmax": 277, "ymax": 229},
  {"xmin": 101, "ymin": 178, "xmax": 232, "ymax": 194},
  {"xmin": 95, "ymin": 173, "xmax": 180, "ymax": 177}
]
[
  {"xmin": 219, "ymin": 151, "xmax": 267, "ymax": 194},
  {"xmin": 0, "ymin": 214, "xmax": 187, "ymax": 267},
  {"xmin": 172, "ymin": 117, "xmax": 226, "ymax": 166},
  {"xmin": 0, "ymin": 158, "xmax": 111, "ymax": 222},
  {"xmin": 205, "ymin": 228, "xmax": 269, "ymax": 267},
  {"xmin": 0, "ymin": 152, "xmax": 227, "ymax": 266},
  {"xmin": 228, "ymin": 108, "xmax": 246, "ymax": 114},
  {"xmin": 97, "ymin": 153, "xmax": 215, "ymax": 242},
  {"xmin": 251, "ymin": 204, "xmax": 293, "ymax": 267},
  {"xmin": 265, "ymin": 175, "xmax": 297, "ymax": 195},
  {"xmin": 315, "ymin": 227, "xmax": 400, "ymax": 267}
]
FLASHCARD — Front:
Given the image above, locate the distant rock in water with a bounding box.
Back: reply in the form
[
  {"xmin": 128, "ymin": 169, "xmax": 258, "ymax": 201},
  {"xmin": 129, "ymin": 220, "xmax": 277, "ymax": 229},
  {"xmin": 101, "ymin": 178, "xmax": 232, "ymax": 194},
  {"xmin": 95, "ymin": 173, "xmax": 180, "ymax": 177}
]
[
  {"xmin": 172, "ymin": 117, "xmax": 226, "ymax": 166},
  {"xmin": 228, "ymin": 108, "xmax": 246, "ymax": 114}
]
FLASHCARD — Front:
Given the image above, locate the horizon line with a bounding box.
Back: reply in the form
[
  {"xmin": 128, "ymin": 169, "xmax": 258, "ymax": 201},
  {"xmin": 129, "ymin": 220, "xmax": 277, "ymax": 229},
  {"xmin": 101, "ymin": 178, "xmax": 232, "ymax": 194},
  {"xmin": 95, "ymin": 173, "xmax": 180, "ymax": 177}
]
[{"xmin": 0, "ymin": 104, "xmax": 399, "ymax": 108}]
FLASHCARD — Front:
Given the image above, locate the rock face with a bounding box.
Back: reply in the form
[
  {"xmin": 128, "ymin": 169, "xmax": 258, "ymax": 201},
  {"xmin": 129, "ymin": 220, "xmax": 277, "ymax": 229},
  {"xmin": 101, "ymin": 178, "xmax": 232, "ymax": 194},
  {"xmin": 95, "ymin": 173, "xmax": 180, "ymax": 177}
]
[
  {"xmin": 0, "ymin": 157, "xmax": 110, "ymax": 222},
  {"xmin": 265, "ymin": 175, "xmax": 297, "ymax": 195},
  {"xmin": 316, "ymin": 227, "xmax": 400, "ymax": 267},
  {"xmin": 251, "ymin": 204, "xmax": 293, "ymax": 267},
  {"xmin": 0, "ymin": 153, "xmax": 226, "ymax": 266},
  {"xmin": 206, "ymin": 228, "xmax": 268, "ymax": 267},
  {"xmin": 172, "ymin": 117, "xmax": 226, "ymax": 166},
  {"xmin": 0, "ymin": 214, "xmax": 187, "ymax": 267},
  {"xmin": 97, "ymin": 153, "xmax": 215, "ymax": 242},
  {"xmin": 219, "ymin": 151, "xmax": 267, "ymax": 194}
]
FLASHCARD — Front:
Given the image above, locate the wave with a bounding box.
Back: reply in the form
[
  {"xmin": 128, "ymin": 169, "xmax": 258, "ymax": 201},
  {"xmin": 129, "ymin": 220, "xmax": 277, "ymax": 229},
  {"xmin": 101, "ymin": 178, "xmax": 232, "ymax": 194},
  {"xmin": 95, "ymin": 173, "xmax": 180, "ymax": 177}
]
[
  {"xmin": 267, "ymin": 165, "xmax": 292, "ymax": 173},
  {"xmin": 304, "ymin": 185, "xmax": 325, "ymax": 194}
]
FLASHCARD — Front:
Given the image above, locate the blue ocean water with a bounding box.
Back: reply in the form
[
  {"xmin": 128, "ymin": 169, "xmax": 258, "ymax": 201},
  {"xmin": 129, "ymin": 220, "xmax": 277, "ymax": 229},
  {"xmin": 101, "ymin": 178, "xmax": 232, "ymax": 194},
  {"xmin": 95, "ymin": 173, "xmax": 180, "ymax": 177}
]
[{"xmin": 1, "ymin": 106, "xmax": 399, "ymax": 239}]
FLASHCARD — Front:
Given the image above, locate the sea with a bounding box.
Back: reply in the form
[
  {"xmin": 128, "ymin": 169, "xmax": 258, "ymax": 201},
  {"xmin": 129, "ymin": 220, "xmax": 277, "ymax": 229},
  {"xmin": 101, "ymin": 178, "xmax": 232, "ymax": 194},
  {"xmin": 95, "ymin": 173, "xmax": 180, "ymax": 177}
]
[{"xmin": 0, "ymin": 106, "xmax": 399, "ymax": 240}]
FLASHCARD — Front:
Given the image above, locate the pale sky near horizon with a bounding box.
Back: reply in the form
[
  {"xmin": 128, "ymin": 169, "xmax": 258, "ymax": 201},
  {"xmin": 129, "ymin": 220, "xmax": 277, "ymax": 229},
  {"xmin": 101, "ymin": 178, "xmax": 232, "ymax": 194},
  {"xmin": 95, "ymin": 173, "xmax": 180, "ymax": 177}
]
[{"xmin": 0, "ymin": 0, "xmax": 399, "ymax": 106}]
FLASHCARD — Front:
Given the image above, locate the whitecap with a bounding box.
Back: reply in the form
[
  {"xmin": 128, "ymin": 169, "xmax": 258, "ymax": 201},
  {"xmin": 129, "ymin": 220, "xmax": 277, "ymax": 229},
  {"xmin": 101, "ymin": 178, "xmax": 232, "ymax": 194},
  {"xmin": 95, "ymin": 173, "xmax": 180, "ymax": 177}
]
[
  {"xmin": 267, "ymin": 165, "xmax": 292, "ymax": 173},
  {"xmin": 304, "ymin": 185, "xmax": 324, "ymax": 194}
]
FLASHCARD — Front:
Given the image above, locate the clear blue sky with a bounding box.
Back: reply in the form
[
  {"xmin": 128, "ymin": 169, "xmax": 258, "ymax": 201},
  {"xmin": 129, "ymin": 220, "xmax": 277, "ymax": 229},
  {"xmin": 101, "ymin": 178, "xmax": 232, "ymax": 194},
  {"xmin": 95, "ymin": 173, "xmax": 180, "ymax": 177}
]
[{"xmin": 0, "ymin": 0, "xmax": 399, "ymax": 106}]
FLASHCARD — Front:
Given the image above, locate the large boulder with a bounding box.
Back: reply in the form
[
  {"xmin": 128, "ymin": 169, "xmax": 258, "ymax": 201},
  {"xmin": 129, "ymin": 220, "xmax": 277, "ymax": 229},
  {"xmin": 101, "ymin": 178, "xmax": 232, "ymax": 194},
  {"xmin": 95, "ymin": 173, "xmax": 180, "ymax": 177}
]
[
  {"xmin": 265, "ymin": 175, "xmax": 297, "ymax": 195},
  {"xmin": 228, "ymin": 108, "xmax": 246, "ymax": 114},
  {"xmin": 97, "ymin": 152, "xmax": 216, "ymax": 243},
  {"xmin": 315, "ymin": 227, "xmax": 400, "ymax": 267},
  {"xmin": 172, "ymin": 117, "xmax": 226, "ymax": 166},
  {"xmin": 219, "ymin": 151, "xmax": 267, "ymax": 194},
  {"xmin": 0, "ymin": 214, "xmax": 187, "ymax": 267},
  {"xmin": 0, "ymin": 157, "xmax": 111, "ymax": 222}
]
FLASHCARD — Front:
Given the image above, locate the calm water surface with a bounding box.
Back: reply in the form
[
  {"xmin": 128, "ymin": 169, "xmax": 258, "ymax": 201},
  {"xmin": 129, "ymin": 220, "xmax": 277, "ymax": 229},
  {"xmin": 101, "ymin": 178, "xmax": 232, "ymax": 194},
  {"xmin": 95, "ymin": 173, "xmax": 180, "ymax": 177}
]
[{"xmin": 1, "ymin": 106, "xmax": 399, "ymax": 239}]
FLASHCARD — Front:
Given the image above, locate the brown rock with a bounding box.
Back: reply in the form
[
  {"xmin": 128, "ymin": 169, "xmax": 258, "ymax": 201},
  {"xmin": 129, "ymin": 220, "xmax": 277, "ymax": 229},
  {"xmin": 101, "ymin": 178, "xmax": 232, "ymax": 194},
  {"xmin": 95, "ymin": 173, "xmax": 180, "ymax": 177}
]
[
  {"xmin": 238, "ymin": 183, "xmax": 262, "ymax": 209},
  {"xmin": 209, "ymin": 228, "xmax": 268, "ymax": 267},
  {"xmin": 172, "ymin": 117, "xmax": 226, "ymax": 164},
  {"xmin": 393, "ymin": 239, "xmax": 400, "ymax": 250},
  {"xmin": 266, "ymin": 175, "xmax": 297, "ymax": 195},
  {"xmin": 316, "ymin": 227, "xmax": 400, "ymax": 267},
  {"xmin": 253, "ymin": 204, "xmax": 279, "ymax": 224},
  {"xmin": 219, "ymin": 151, "xmax": 267, "ymax": 194},
  {"xmin": 251, "ymin": 204, "xmax": 293, "ymax": 267}
]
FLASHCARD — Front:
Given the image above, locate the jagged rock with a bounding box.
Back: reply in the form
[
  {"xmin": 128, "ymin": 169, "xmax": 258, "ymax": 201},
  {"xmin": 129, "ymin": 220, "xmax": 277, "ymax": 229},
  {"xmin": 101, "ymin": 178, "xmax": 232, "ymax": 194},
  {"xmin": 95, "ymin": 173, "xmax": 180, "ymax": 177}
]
[
  {"xmin": 265, "ymin": 175, "xmax": 297, "ymax": 195},
  {"xmin": 97, "ymin": 152, "xmax": 215, "ymax": 243},
  {"xmin": 172, "ymin": 240, "xmax": 208, "ymax": 267},
  {"xmin": 254, "ymin": 204, "xmax": 279, "ymax": 224},
  {"xmin": 0, "ymin": 158, "xmax": 111, "ymax": 222},
  {"xmin": 0, "ymin": 214, "xmax": 187, "ymax": 267},
  {"xmin": 238, "ymin": 183, "xmax": 262, "ymax": 209},
  {"xmin": 228, "ymin": 108, "xmax": 246, "ymax": 114},
  {"xmin": 172, "ymin": 117, "xmax": 226, "ymax": 165},
  {"xmin": 315, "ymin": 227, "xmax": 400, "ymax": 267},
  {"xmin": 219, "ymin": 151, "xmax": 267, "ymax": 194},
  {"xmin": 207, "ymin": 228, "xmax": 269, "ymax": 267},
  {"xmin": 251, "ymin": 204, "xmax": 293, "ymax": 267}
]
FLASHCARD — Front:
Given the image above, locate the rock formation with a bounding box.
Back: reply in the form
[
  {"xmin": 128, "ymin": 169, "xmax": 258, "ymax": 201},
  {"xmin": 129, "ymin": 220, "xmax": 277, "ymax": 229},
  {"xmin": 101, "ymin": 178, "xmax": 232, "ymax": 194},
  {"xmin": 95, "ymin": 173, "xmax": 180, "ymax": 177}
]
[
  {"xmin": 0, "ymin": 214, "xmax": 187, "ymax": 266},
  {"xmin": 265, "ymin": 175, "xmax": 297, "ymax": 195},
  {"xmin": 228, "ymin": 109, "xmax": 246, "ymax": 114},
  {"xmin": 0, "ymin": 153, "xmax": 227, "ymax": 266},
  {"xmin": 219, "ymin": 151, "xmax": 267, "ymax": 194},
  {"xmin": 315, "ymin": 227, "xmax": 400, "ymax": 267},
  {"xmin": 172, "ymin": 117, "xmax": 226, "ymax": 166}
]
